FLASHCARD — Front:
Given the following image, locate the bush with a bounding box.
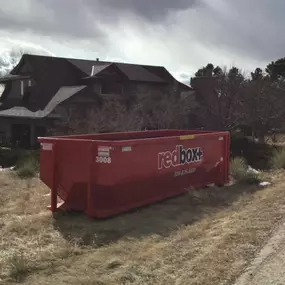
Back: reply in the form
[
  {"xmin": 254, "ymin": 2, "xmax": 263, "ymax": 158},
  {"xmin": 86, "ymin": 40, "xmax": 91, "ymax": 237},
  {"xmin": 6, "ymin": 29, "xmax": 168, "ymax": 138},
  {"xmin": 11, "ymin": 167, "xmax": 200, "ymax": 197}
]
[
  {"xmin": 15, "ymin": 152, "xmax": 39, "ymax": 179},
  {"xmin": 2, "ymin": 149, "xmax": 41, "ymax": 179},
  {"xmin": 230, "ymin": 157, "xmax": 261, "ymax": 184},
  {"xmin": 270, "ymin": 148, "xmax": 285, "ymax": 170},
  {"xmin": 15, "ymin": 157, "xmax": 39, "ymax": 179},
  {"xmin": 230, "ymin": 132, "xmax": 277, "ymax": 170},
  {"xmin": 0, "ymin": 147, "xmax": 22, "ymax": 168},
  {"xmin": 0, "ymin": 148, "xmax": 39, "ymax": 168}
]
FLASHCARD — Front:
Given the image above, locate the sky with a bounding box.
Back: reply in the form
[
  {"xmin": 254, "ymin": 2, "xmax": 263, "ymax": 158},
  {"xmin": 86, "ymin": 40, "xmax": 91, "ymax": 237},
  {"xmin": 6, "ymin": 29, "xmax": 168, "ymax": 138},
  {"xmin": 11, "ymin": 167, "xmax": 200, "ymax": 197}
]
[{"xmin": 0, "ymin": 0, "xmax": 284, "ymax": 83}]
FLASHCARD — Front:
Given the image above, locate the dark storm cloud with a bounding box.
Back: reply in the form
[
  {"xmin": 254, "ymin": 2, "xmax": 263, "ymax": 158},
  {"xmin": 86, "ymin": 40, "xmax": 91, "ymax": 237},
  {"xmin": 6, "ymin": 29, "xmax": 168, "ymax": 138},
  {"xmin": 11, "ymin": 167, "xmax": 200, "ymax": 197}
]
[
  {"xmin": 0, "ymin": 0, "xmax": 199, "ymax": 38},
  {"xmin": 0, "ymin": 0, "xmax": 285, "ymax": 65},
  {"xmin": 0, "ymin": 1, "xmax": 104, "ymax": 39},
  {"xmin": 95, "ymin": 0, "xmax": 199, "ymax": 21}
]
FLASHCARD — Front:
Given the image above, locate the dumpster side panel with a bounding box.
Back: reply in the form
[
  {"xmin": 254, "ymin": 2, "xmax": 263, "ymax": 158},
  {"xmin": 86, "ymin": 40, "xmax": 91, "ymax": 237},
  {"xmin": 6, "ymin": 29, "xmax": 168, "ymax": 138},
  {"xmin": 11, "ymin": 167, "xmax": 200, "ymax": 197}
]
[
  {"xmin": 90, "ymin": 132, "xmax": 229, "ymax": 218},
  {"xmin": 93, "ymin": 132, "xmax": 228, "ymax": 185}
]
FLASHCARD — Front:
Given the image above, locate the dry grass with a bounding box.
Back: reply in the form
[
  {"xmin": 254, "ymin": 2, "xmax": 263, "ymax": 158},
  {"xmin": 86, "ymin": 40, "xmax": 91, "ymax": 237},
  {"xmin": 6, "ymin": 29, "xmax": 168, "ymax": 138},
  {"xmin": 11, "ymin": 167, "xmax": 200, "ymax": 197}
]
[
  {"xmin": 270, "ymin": 148, "xmax": 285, "ymax": 170},
  {"xmin": 1, "ymin": 171, "xmax": 285, "ymax": 285},
  {"xmin": 230, "ymin": 157, "xmax": 262, "ymax": 184}
]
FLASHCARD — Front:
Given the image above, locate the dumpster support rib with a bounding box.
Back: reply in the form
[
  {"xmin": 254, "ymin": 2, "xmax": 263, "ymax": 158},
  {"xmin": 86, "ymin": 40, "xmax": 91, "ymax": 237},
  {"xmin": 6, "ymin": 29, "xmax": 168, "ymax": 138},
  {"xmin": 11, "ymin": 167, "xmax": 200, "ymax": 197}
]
[
  {"xmin": 51, "ymin": 142, "xmax": 57, "ymax": 212},
  {"xmin": 86, "ymin": 142, "xmax": 94, "ymax": 218}
]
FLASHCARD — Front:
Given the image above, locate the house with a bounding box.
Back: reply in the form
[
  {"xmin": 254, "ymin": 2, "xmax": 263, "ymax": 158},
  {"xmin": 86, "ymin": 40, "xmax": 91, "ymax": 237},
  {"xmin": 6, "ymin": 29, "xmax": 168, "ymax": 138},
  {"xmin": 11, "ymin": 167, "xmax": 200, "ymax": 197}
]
[{"xmin": 0, "ymin": 54, "xmax": 192, "ymax": 148}]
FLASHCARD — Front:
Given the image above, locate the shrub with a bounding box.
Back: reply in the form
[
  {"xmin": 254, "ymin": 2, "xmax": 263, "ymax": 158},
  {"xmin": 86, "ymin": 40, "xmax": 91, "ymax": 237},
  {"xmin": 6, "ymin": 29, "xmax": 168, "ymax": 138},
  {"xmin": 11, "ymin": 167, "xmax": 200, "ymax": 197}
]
[
  {"xmin": 230, "ymin": 132, "xmax": 277, "ymax": 170},
  {"xmin": 0, "ymin": 148, "xmax": 39, "ymax": 168},
  {"xmin": 270, "ymin": 148, "xmax": 285, "ymax": 170},
  {"xmin": 15, "ymin": 156, "xmax": 39, "ymax": 179},
  {"xmin": 230, "ymin": 157, "xmax": 261, "ymax": 184},
  {"xmin": 0, "ymin": 147, "xmax": 22, "ymax": 168},
  {"xmin": 15, "ymin": 162, "xmax": 37, "ymax": 179},
  {"xmin": 14, "ymin": 150, "xmax": 40, "ymax": 179}
]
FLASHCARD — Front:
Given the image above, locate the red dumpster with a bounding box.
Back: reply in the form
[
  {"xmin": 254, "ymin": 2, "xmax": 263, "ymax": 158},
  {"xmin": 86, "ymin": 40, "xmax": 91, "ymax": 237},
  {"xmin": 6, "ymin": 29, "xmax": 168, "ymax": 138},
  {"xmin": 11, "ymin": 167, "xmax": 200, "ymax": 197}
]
[{"xmin": 38, "ymin": 129, "xmax": 230, "ymax": 218}]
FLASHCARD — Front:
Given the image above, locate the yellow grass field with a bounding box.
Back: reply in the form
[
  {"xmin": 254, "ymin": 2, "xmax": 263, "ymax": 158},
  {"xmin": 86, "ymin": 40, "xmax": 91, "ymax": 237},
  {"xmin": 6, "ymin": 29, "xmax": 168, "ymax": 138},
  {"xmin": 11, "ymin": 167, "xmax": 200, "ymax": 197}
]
[{"xmin": 1, "ymin": 171, "xmax": 285, "ymax": 285}]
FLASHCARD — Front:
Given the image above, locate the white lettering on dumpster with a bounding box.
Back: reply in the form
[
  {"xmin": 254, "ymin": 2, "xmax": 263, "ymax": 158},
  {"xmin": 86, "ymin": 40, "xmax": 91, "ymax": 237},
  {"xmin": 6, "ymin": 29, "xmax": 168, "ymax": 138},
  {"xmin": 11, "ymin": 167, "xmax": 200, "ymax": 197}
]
[
  {"xmin": 96, "ymin": 146, "xmax": 112, "ymax": 164},
  {"xmin": 174, "ymin": 168, "xmax": 196, "ymax": 177},
  {"xmin": 98, "ymin": 146, "xmax": 111, "ymax": 157},
  {"xmin": 41, "ymin": 143, "xmax": 53, "ymax": 151},
  {"xmin": 158, "ymin": 145, "xmax": 203, "ymax": 170},
  {"xmin": 96, "ymin": 156, "xmax": 111, "ymax": 164}
]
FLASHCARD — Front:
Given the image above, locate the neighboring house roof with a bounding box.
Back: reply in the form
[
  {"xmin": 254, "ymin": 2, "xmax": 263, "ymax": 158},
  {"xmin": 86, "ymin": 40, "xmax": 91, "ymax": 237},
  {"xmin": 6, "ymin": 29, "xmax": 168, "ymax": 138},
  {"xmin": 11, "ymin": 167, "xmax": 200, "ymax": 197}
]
[{"xmin": 0, "ymin": 86, "xmax": 86, "ymax": 119}]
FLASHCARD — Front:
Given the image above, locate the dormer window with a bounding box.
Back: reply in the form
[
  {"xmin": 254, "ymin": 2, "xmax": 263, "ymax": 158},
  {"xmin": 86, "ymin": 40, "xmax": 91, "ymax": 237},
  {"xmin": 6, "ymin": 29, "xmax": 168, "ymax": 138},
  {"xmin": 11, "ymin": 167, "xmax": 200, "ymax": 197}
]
[
  {"xmin": 21, "ymin": 81, "xmax": 24, "ymax": 96},
  {"xmin": 100, "ymin": 82, "xmax": 123, "ymax": 95},
  {"xmin": 21, "ymin": 78, "xmax": 35, "ymax": 96}
]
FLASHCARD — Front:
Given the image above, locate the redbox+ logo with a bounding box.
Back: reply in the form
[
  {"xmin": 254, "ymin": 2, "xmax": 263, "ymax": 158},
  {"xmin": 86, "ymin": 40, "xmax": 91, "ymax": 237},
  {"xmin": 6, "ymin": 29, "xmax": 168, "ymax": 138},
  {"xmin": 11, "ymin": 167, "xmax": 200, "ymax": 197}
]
[{"xmin": 158, "ymin": 145, "xmax": 203, "ymax": 170}]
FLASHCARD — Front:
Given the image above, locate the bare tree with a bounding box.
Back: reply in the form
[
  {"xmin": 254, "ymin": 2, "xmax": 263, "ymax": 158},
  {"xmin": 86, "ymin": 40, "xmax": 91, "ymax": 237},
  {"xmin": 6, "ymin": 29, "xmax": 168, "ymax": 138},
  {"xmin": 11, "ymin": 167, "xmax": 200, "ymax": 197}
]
[
  {"xmin": 192, "ymin": 66, "xmax": 246, "ymax": 131},
  {"xmin": 243, "ymin": 77, "xmax": 285, "ymax": 142},
  {"xmin": 53, "ymin": 85, "xmax": 196, "ymax": 135}
]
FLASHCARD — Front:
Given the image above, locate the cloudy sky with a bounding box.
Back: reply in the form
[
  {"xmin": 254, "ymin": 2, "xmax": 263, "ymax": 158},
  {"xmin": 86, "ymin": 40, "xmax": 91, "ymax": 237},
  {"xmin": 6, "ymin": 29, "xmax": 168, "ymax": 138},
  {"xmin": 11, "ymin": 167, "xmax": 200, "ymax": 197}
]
[{"xmin": 0, "ymin": 0, "xmax": 284, "ymax": 82}]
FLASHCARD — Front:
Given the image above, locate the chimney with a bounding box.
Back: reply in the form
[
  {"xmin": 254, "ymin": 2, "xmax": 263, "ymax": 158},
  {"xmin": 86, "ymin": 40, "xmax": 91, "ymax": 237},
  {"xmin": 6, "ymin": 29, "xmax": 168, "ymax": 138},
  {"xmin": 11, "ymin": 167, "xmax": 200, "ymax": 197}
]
[
  {"xmin": 91, "ymin": 65, "xmax": 95, "ymax": 76},
  {"xmin": 96, "ymin": 58, "xmax": 99, "ymax": 61}
]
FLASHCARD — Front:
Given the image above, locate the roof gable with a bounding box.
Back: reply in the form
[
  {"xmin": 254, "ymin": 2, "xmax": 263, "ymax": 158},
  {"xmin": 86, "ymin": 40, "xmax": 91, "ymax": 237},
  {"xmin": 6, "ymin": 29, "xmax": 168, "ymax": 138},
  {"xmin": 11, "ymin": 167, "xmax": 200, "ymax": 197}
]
[
  {"xmin": 67, "ymin": 59, "xmax": 111, "ymax": 76},
  {"xmin": 10, "ymin": 54, "xmax": 34, "ymax": 75}
]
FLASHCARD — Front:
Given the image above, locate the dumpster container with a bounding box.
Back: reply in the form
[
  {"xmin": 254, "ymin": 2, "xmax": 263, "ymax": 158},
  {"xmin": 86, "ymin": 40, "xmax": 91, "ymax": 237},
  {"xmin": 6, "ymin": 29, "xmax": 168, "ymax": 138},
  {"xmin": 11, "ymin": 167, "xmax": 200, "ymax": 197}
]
[{"xmin": 38, "ymin": 129, "xmax": 230, "ymax": 218}]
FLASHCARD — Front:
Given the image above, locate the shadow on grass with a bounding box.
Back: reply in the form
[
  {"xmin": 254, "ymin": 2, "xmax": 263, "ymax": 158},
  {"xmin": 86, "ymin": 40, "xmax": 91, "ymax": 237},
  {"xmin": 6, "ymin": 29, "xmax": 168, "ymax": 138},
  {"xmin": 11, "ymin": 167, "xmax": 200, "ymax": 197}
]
[{"xmin": 53, "ymin": 183, "xmax": 261, "ymax": 248}]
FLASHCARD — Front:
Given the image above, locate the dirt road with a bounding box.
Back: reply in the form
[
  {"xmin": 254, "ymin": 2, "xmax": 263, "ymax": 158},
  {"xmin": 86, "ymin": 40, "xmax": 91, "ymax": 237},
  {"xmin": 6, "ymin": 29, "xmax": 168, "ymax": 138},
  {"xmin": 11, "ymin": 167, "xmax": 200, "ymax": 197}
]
[{"xmin": 234, "ymin": 221, "xmax": 285, "ymax": 285}]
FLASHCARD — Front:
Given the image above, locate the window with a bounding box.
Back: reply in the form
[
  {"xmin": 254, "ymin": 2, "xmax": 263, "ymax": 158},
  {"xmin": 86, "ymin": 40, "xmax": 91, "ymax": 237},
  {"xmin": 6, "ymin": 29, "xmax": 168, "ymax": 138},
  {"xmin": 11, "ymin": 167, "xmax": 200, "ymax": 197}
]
[
  {"xmin": 22, "ymin": 79, "xmax": 35, "ymax": 100},
  {"xmin": 100, "ymin": 82, "xmax": 123, "ymax": 95}
]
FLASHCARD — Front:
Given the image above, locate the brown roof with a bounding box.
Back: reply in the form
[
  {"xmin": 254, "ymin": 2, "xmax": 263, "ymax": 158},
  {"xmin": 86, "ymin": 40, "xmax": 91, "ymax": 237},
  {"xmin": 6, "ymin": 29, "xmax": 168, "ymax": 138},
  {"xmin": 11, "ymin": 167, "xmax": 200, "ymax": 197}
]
[{"xmin": 11, "ymin": 54, "xmax": 192, "ymax": 86}]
